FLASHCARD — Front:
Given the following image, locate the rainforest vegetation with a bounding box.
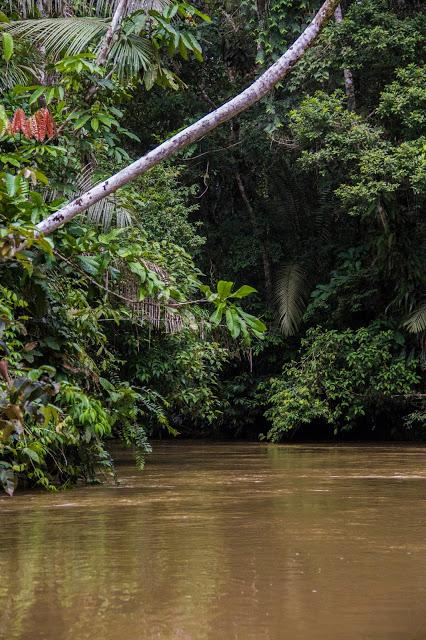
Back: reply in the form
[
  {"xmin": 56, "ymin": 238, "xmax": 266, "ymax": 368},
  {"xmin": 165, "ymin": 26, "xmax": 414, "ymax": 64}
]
[{"xmin": 0, "ymin": 0, "xmax": 425, "ymax": 495}]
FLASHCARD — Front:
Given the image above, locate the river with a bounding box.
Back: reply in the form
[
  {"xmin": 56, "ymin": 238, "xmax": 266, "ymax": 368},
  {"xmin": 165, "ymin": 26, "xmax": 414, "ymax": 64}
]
[{"xmin": 0, "ymin": 442, "xmax": 425, "ymax": 640}]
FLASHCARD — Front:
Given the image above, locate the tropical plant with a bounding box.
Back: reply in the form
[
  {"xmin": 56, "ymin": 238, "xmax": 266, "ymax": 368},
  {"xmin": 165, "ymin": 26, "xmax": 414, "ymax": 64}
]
[
  {"xmin": 2, "ymin": 1, "xmax": 209, "ymax": 85},
  {"xmin": 264, "ymin": 326, "xmax": 420, "ymax": 441},
  {"xmin": 274, "ymin": 263, "xmax": 308, "ymax": 336}
]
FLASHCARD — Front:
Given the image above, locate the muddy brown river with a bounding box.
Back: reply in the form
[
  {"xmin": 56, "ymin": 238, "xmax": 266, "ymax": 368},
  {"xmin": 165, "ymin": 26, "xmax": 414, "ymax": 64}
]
[{"xmin": 0, "ymin": 442, "xmax": 425, "ymax": 640}]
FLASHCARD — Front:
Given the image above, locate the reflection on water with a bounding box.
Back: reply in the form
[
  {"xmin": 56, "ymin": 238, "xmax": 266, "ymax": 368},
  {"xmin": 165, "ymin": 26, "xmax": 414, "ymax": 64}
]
[{"xmin": 0, "ymin": 443, "xmax": 425, "ymax": 640}]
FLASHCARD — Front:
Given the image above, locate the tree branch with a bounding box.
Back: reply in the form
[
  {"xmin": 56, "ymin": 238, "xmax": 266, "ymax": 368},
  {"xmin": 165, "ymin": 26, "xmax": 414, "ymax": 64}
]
[{"xmin": 35, "ymin": 0, "xmax": 341, "ymax": 237}]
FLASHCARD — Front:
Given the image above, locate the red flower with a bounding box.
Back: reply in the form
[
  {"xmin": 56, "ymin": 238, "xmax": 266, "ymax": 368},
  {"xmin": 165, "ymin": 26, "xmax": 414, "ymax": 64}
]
[{"xmin": 11, "ymin": 108, "xmax": 26, "ymax": 134}]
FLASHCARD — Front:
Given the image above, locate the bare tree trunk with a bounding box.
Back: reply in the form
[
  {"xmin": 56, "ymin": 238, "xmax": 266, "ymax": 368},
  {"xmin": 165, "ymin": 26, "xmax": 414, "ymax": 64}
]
[
  {"xmin": 96, "ymin": 0, "xmax": 129, "ymax": 67},
  {"xmin": 85, "ymin": 0, "xmax": 129, "ymax": 101},
  {"xmin": 36, "ymin": 0, "xmax": 47, "ymax": 85},
  {"xmin": 35, "ymin": 0, "xmax": 341, "ymax": 237},
  {"xmin": 235, "ymin": 172, "xmax": 273, "ymax": 300},
  {"xmin": 334, "ymin": 4, "xmax": 356, "ymax": 111}
]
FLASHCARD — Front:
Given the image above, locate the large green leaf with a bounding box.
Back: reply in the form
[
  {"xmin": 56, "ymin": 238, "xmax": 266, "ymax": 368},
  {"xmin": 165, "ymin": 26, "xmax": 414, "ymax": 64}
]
[
  {"xmin": 216, "ymin": 280, "xmax": 234, "ymax": 300},
  {"xmin": 2, "ymin": 32, "xmax": 13, "ymax": 61},
  {"xmin": 231, "ymin": 285, "xmax": 257, "ymax": 299}
]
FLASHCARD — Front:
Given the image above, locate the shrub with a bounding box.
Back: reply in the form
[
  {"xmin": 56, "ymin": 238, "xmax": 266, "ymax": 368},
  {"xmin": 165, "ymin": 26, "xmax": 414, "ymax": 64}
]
[{"xmin": 264, "ymin": 326, "xmax": 419, "ymax": 441}]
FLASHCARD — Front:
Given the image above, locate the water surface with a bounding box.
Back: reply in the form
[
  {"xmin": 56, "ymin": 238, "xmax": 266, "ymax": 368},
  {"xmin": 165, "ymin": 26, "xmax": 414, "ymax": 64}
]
[{"xmin": 1, "ymin": 442, "xmax": 425, "ymax": 640}]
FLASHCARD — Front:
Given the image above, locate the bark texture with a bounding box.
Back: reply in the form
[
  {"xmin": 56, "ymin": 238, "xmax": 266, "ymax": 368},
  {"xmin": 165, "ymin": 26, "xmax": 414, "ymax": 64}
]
[
  {"xmin": 85, "ymin": 0, "xmax": 129, "ymax": 100},
  {"xmin": 96, "ymin": 0, "xmax": 129, "ymax": 67},
  {"xmin": 36, "ymin": 0, "xmax": 341, "ymax": 237}
]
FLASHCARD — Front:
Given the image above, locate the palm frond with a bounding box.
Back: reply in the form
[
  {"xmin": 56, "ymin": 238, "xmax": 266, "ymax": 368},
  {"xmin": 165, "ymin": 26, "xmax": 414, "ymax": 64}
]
[
  {"xmin": 5, "ymin": 17, "xmax": 152, "ymax": 78},
  {"xmin": 8, "ymin": 0, "xmax": 167, "ymax": 18},
  {"xmin": 6, "ymin": 17, "xmax": 109, "ymax": 56},
  {"xmin": 86, "ymin": 196, "xmax": 133, "ymax": 229},
  {"xmin": 109, "ymin": 32, "xmax": 152, "ymax": 78},
  {"xmin": 75, "ymin": 163, "xmax": 95, "ymax": 193},
  {"xmin": 274, "ymin": 263, "xmax": 308, "ymax": 336},
  {"xmin": 75, "ymin": 164, "xmax": 133, "ymax": 229},
  {"xmin": 404, "ymin": 303, "xmax": 426, "ymax": 333},
  {"xmin": 115, "ymin": 259, "xmax": 184, "ymax": 333},
  {"xmin": 0, "ymin": 62, "xmax": 38, "ymax": 89}
]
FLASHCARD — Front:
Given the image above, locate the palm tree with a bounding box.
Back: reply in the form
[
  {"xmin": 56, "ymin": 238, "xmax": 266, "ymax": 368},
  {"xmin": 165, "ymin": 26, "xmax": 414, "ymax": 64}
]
[{"xmin": 3, "ymin": 1, "xmax": 171, "ymax": 82}]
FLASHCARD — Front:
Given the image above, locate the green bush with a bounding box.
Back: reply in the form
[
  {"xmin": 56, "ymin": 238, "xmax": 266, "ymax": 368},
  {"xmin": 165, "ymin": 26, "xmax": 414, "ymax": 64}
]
[{"xmin": 264, "ymin": 326, "xmax": 420, "ymax": 441}]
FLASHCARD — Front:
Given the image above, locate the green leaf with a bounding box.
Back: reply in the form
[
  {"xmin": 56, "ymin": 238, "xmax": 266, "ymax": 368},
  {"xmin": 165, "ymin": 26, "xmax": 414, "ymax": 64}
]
[
  {"xmin": 217, "ymin": 280, "xmax": 234, "ymax": 300},
  {"xmin": 29, "ymin": 86, "xmax": 45, "ymax": 105},
  {"xmin": 0, "ymin": 105, "xmax": 8, "ymax": 135},
  {"xmin": 23, "ymin": 447, "xmax": 40, "ymax": 464},
  {"xmin": 239, "ymin": 310, "xmax": 267, "ymax": 333},
  {"xmin": 129, "ymin": 262, "xmax": 147, "ymax": 282},
  {"xmin": 192, "ymin": 8, "xmax": 211, "ymax": 22},
  {"xmin": 97, "ymin": 114, "xmax": 114, "ymax": 127},
  {"xmin": 225, "ymin": 308, "xmax": 235, "ymax": 333},
  {"xmin": 77, "ymin": 255, "xmax": 101, "ymax": 275},
  {"xmin": 5, "ymin": 173, "xmax": 18, "ymax": 197},
  {"xmin": 226, "ymin": 309, "xmax": 241, "ymax": 338},
  {"xmin": 122, "ymin": 130, "xmax": 140, "ymax": 142},
  {"xmin": 165, "ymin": 4, "xmax": 179, "ymax": 19},
  {"xmin": 199, "ymin": 284, "xmax": 212, "ymax": 297},
  {"xmin": 2, "ymin": 32, "xmax": 13, "ymax": 62},
  {"xmin": 99, "ymin": 377, "xmax": 114, "ymax": 391},
  {"xmin": 249, "ymin": 317, "xmax": 267, "ymax": 333},
  {"xmin": 36, "ymin": 236, "xmax": 54, "ymax": 255},
  {"xmin": 231, "ymin": 285, "xmax": 257, "ymax": 299},
  {"xmin": 73, "ymin": 115, "xmax": 91, "ymax": 130},
  {"xmin": 43, "ymin": 336, "xmax": 61, "ymax": 350},
  {"xmin": 1, "ymin": 155, "xmax": 20, "ymax": 167},
  {"xmin": 33, "ymin": 169, "xmax": 49, "ymax": 185},
  {"xmin": 210, "ymin": 304, "xmax": 224, "ymax": 326},
  {"xmin": 45, "ymin": 86, "xmax": 55, "ymax": 104}
]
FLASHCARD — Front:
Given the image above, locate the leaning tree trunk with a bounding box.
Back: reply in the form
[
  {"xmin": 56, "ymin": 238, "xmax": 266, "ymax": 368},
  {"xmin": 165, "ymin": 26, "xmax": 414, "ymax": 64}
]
[{"xmin": 35, "ymin": 0, "xmax": 341, "ymax": 237}]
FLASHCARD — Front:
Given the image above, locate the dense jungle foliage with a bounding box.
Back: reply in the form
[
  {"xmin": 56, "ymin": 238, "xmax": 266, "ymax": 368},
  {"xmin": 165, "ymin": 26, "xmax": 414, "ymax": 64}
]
[{"xmin": 0, "ymin": 0, "xmax": 425, "ymax": 494}]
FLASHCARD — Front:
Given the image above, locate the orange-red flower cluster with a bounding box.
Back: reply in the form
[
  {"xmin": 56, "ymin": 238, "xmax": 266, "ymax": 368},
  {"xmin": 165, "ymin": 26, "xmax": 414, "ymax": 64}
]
[{"xmin": 8, "ymin": 107, "xmax": 56, "ymax": 141}]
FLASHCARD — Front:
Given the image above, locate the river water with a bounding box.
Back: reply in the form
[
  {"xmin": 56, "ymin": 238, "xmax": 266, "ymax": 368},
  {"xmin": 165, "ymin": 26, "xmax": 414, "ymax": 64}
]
[{"xmin": 0, "ymin": 442, "xmax": 425, "ymax": 640}]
